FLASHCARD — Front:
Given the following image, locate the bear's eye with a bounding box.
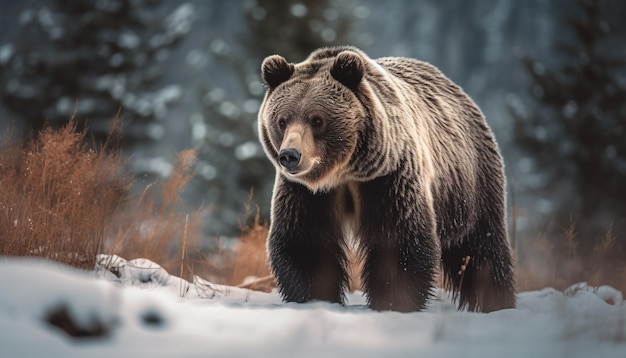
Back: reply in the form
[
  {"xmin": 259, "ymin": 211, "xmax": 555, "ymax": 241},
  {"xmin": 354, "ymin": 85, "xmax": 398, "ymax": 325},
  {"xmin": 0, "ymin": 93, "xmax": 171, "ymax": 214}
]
[
  {"xmin": 277, "ymin": 118, "xmax": 287, "ymax": 129},
  {"xmin": 311, "ymin": 116, "xmax": 324, "ymax": 128}
]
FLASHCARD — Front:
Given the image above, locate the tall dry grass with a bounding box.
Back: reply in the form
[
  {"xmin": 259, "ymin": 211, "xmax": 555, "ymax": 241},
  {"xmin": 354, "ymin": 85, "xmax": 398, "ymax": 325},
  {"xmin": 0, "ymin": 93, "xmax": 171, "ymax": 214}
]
[
  {"xmin": 104, "ymin": 148, "xmax": 205, "ymax": 281},
  {"xmin": 0, "ymin": 121, "xmax": 125, "ymax": 269},
  {"xmin": 229, "ymin": 206, "xmax": 272, "ymax": 289},
  {"xmin": 515, "ymin": 218, "xmax": 626, "ymax": 294},
  {"xmin": 0, "ymin": 119, "xmax": 267, "ymax": 285},
  {"xmin": 0, "ymin": 121, "xmax": 206, "ymax": 277}
]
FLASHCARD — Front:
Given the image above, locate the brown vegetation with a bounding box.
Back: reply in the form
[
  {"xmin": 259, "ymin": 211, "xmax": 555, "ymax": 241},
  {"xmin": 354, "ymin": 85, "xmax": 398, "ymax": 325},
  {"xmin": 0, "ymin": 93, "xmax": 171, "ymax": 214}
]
[
  {"xmin": 0, "ymin": 121, "xmax": 125, "ymax": 268},
  {"xmin": 0, "ymin": 120, "xmax": 266, "ymax": 285},
  {"xmin": 230, "ymin": 208, "xmax": 271, "ymax": 286},
  {"xmin": 0, "ymin": 120, "xmax": 207, "ymax": 279},
  {"xmin": 515, "ymin": 218, "xmax": 626, "ymax": 294},
  {"xmin": 104, "ymin": 148, "xmax": 204, "ymax": 281}
]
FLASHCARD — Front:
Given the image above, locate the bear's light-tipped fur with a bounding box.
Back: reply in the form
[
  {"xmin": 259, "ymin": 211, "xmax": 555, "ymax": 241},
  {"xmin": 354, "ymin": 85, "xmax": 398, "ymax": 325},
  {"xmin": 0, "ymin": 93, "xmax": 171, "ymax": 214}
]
[{"xmin": 258, "ymin": 46, "xmax": 515, "ymax": 312}]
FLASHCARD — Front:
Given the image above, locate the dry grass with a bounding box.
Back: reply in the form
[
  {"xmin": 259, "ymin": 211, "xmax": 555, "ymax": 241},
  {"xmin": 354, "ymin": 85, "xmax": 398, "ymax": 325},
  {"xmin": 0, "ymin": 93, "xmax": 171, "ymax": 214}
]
[
  {"xmin": 515, "ymin": 219, "xmax": 626, "ymax": 294},
  {"xmin": 0, "ymin": 121, "xmax": 125, "ymax": 269},
  {"xmin": 0, "ymin": 119, "xmax": 271, "ymax": 286},
  {"xmin": 0, "ymin": 120, "xmax": 215, "ymax": 281},
  {"xmin": 230, "ymin": 207, "xmax": 271, "ymax": 286},
  {"xmin": 104, "ymin": 148, "xmax": 205, "ymax": 281}
]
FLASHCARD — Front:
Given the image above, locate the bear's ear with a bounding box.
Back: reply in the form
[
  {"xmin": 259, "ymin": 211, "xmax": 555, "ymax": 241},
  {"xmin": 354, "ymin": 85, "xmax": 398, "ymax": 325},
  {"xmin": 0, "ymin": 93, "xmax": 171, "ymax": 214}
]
[
  {"xmin": 331, "ymin": 51, "xmax": 364, "ymax": 89},
  {"xmin": 261, "ymin": 55, "xmax": 294, "ymax": 89}
]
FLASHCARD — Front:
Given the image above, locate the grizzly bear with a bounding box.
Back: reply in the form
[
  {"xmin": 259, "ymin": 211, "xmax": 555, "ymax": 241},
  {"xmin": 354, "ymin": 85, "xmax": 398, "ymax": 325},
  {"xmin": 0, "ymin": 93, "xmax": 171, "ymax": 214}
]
[{"xmin": 257, "ymin": 46, "xmax": 515, "ymax": 312}]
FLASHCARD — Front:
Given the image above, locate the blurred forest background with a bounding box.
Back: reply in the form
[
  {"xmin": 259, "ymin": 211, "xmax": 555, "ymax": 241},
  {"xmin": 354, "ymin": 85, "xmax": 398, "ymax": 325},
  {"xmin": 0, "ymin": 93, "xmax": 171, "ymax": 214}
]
[{"xmin": 0, "ymin": 0, "xmax": 624, "ymax": 287}]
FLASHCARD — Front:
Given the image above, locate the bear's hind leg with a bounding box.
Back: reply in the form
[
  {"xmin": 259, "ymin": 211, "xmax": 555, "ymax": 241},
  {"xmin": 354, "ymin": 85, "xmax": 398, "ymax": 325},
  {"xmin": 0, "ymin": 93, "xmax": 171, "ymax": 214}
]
[{"xmin": 441, "ymin": 222, "xmax": 516, "ymax": 312}]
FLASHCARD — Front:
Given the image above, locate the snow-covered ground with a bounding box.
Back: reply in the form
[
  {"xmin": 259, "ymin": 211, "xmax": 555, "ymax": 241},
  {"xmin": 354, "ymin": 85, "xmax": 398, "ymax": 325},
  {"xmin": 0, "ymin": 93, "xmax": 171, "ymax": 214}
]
[{"xmin": 1, "ymin": 256, "xmax": 625, "ymax": 358}]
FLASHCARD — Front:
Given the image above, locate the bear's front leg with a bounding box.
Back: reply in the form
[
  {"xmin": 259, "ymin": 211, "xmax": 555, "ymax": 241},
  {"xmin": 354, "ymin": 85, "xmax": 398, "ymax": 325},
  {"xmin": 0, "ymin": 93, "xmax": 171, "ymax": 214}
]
[
  {"xmin": 267, "ymin": 176, "xmax": 349, "ymax": 305},
  {"xmin": 357, "ymin": 173, "xmax": 440, "ymax": 312}
]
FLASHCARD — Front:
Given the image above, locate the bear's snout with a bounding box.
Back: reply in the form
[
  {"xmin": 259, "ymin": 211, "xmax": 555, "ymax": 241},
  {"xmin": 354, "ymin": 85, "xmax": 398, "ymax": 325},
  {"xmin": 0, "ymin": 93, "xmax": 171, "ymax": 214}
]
[{"xmin": 278, "ymin": 148, "xmax": 301, "ymax": 171}]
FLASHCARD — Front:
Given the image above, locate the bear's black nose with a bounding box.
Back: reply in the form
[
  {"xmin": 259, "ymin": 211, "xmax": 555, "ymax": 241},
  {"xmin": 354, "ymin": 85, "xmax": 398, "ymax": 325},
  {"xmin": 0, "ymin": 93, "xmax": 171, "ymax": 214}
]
[{"xmin": 278, "ymin": 148, "xmax": 301, "ymax": 171}]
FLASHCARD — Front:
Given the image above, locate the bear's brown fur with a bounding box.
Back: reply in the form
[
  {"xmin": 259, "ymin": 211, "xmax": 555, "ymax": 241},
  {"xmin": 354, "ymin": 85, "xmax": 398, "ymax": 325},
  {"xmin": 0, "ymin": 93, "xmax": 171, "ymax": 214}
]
[{"xmin": 258, "ymin": 46, "xmax": 515, "ymax": 312}]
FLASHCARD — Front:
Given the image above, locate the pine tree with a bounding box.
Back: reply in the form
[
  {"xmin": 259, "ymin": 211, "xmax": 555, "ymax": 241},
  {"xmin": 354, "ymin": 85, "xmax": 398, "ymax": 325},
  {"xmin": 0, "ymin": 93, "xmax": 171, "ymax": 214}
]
[
  {"xmin": 0, "ymin": 0, "xmax": 194, "ymax": 145},
  {"xmin": 512, "ymin": 0, "xmax": 626, "ymax": 242},
  {"xmin": 191, "ymin": 0, "xmax": 361, "ymax": 234}
]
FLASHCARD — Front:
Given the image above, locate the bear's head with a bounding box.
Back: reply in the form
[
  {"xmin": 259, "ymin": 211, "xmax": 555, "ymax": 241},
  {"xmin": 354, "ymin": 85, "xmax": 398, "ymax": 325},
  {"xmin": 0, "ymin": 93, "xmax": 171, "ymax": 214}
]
[{"xmin": 258, "ymin": 48, "xmax": 369, "ymax": 192}]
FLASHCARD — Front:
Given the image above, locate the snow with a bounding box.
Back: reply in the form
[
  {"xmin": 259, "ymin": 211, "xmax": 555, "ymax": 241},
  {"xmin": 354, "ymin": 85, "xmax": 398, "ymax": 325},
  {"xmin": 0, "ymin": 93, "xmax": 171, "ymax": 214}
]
[
  {"xmin": 166, "ymin": 3, "xmax": 195, "ymax": 37},
  {"xmin": 0, "ymin": 44, "xmax": 13, "ymax": 65},
  {"xmin": 1, "ymin": 257, "xmax": 625, "ymax": 357}
]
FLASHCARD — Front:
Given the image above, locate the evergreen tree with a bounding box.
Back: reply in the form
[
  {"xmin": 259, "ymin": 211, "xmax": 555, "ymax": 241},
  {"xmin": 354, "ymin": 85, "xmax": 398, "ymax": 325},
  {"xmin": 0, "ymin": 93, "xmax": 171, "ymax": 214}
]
[
  {"xmin": 191, "ymin": 0, "xmax": 362, "ymax": 234},
  {"xmin": 512, "ymin": 0, "xmax": 626, "ymax": 243},
  {"xmin": 0, "ymin": 0, "xmax": 194, "ymax": 145}
]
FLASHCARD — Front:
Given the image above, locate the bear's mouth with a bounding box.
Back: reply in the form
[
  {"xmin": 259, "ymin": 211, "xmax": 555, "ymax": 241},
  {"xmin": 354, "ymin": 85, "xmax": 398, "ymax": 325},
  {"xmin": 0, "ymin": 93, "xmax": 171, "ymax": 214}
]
[
  {"xmin": 283, "ymin": 167, "xmax": 306, "ymax": 177},
  {"xmin": 280, "ymin": 157, "xmax": 321, "ymax": 178},
  {"xmin": 282, "ymin": 159, "xmax": 345, "ymax": 193}
]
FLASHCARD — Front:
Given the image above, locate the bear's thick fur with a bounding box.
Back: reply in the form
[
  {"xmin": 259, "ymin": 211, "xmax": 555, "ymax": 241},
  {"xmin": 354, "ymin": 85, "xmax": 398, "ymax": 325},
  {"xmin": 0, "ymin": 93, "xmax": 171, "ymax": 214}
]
[{"xmin": 258, "ymin": 46, "xmax": 515, "ymax": 312}]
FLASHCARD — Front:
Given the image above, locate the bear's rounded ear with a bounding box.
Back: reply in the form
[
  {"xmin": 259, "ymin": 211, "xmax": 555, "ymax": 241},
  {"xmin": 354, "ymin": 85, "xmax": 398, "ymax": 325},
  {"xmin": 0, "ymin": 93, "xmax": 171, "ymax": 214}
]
[
  {"xmin": 261, "ymin": 55, "xmax": 294, "ymax": 89},
  {"xmin": 331, "ymin": 51, "xmax": 364, "ymax": 89}
]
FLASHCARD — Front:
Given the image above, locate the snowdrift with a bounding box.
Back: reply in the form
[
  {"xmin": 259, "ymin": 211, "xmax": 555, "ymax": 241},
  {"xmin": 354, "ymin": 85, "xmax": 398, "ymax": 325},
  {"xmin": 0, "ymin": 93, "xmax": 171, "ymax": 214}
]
[{"xmin": 0, "ymin": 256, "xmax": 624, "ymax": 357}]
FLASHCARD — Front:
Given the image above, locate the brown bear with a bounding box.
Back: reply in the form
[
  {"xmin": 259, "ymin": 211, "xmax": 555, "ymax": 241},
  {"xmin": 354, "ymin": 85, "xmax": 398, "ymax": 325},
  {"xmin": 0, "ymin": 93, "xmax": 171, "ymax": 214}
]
[{"xmin": 257, "ymin": 46, "xmax": 515, "ymax": 313}]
